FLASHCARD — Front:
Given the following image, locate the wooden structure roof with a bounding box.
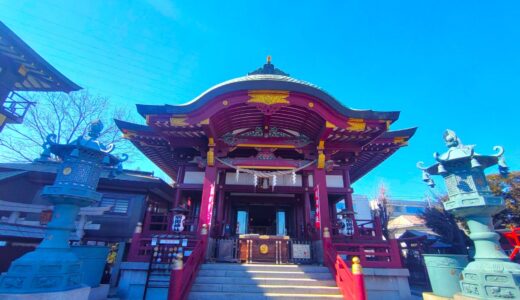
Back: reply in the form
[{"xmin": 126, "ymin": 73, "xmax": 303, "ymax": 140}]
[
  {"xmin": 0, "ymin": 21, "xmax": 80, "ymax": 92},
  {"xmin": 117, "ymin": 60, "xmax": 416, "ymax": 182}
]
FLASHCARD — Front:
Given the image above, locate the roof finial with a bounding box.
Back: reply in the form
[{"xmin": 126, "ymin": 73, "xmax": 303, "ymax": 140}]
[{"xmin": 248, "ymin": 56, "xmax": 289, "ymax": 76}]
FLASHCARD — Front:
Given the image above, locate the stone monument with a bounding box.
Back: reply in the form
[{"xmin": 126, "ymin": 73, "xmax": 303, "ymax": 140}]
[{"xmin": 418, "ymin": 129, "xmax": 520, "ymax": 299}]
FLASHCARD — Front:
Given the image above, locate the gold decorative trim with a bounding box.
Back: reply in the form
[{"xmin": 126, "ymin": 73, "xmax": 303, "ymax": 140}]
[
  {"xmin": 325, "ymin": 121, "xmax": 336, "ymax": 129},
  {"xmin": 18, "ymin": 64, "xmax": 27, "ymax": 77},
  {"xmin": 208, "ymin": 137, "xmax": 215, "ymax": 147},
  {"xmin": 351, "ymin": 256, "xmax": 363, "ymax": 274},
  {"xmin": 62, "ymin": 167, "xmax": 72, "ymax": 175},
  {"xmin": 259, "ymin": 235, "xmax": 270, "ymax": 240},
  {"xmin": 259, "ymin": 244, "xmax": 269, "ymax": 254},
  {"xmin": 207, "ymin": 149, "xmax": 214, "ymax": 166},
  {"xmin": 170, "ymin": 116, "xmax": 188, "ymax": 127},
  {"xmin": 317, "ymin": 140, "xmax": 325, "ymax": 169},
  {"xmin": 0, "ymin": 113, "xmax": 6, "ymax": 126},
  {"xmin": 122, "ymin": 132, "xmax": 136, "ymax": 139},
  {"xmin": 199, "ymin": 118, "xmax": 210, "ymax": 125},
  {"xmin": 317, "ymin": 140, "xmax": 325, "ymax": 150},
  {"xmin": 346, "ymin": 118, "xmax": 366, "ymax": 132},
  {"xmin": 318, "ymin": 152, "xmax": 325, "ymax": 169},
  {"xmin": 393, "ymin": 137, "xmax": 407, "ymax": 145},
  {"xmin": 247, "ymin": 90, "xmax": 290, "ymax": 106}
]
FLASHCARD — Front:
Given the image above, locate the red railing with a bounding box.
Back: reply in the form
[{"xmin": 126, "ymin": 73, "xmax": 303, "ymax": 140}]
[
  {"xmin": 127, "ymin": 210, "xmax": 198, "ymax": 262},
  {"xmin": 502, "ymin": 225, "xmax": 520, "ymax": 260},
  {"xmin": 168, "ymin": 235, "xmax": 207, "ymax": 300},
  {"xmin": 323, "ymin": 235, "xmax": 367, "ymax": 300},
  {"xmin": 333, "ymin": 239, "xmax": 402, "ymax": 268}
]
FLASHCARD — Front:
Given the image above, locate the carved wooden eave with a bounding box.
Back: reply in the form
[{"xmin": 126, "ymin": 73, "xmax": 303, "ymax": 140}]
[{"xmin": 117, "ymin": 61, "xmax": 417, "ymax": 182}]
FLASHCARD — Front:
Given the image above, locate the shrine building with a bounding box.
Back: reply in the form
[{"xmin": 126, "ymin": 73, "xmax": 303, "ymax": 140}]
[{"xmin": 116, "ymin": 58, "xmax": 416, "ymax": 299}]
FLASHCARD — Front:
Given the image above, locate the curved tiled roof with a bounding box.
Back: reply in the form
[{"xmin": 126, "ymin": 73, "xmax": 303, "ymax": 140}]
[
  {"xmin": 0, "ymin": 21, "xmax": 81, "ymax": 92},
  {"xmin": 136, "ymin": 62, "xmax": 399, "ymax": 121}
]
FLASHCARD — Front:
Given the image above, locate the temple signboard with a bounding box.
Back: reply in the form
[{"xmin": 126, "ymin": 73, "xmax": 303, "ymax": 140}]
[
  {"xmin": 314, "ymin": 184, "xmax": 321, "ymax": 229},
  {"xmin": 206, "ymin": 183, "xmax": 215, "ymax": 227}
]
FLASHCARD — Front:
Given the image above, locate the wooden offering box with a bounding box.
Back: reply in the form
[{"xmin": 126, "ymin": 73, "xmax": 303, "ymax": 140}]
[{"xmin": 238, "ymin": 235, "xmax": 290, "ymax": 264}]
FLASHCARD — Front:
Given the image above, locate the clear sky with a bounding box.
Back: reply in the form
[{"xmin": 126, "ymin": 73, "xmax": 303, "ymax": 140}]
[{"xmin": 2, "ymin": 1, "xmax": 519, "ymax": 201}]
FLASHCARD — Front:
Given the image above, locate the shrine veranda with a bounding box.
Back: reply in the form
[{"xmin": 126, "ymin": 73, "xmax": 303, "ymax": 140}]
[{"xmin": 117, "ymin": 59, "xmax": 416, "ymax": 269}]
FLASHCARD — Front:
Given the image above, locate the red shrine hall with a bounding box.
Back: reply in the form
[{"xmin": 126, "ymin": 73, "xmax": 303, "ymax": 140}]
[{"xmin": 117, "ymin": 59, "xmax": 415, "ymax": 294}]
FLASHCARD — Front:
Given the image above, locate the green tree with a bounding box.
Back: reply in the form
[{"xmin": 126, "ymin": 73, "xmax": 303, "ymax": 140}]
[
  {"xmin": 487, "ymin": 171, "xmax": 520, "ymax": 228},
  {"xmin": 421, "ymin": 198, "xmax": 470, "ymax": 254}
]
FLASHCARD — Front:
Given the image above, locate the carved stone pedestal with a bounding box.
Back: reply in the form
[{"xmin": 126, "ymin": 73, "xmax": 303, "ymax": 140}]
[{"xmin": 0, "ymin": 286, "xmax": 90, "ymax": 300}]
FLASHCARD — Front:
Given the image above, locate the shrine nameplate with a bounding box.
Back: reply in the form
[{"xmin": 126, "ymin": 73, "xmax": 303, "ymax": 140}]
[{"xmin": 238, "ymin": 235, "xmax": 289, "ymax": 264}]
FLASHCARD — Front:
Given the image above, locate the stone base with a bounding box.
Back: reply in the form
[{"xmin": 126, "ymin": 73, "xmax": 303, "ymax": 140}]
[
  {"xmin": 459, "ymin": 260, "xmax": 520, "ymax": 299},
  {"xmin": 364, "ymin": 268, "xmax": 412, "ymax": 300},
  {"xmin": 88, "ymin": 284, "xmax": 109, "ymax": 300},
  {"xmin": 117, "ymin": 262, "xmax": 149, "ymax": 300},
  {"xmin": 453, "ymin": 293, "xmax": 479, "ymax": 300},
  {"xmin": 0, "ymin": 248, "xmax": 83, "ymax": 292},
  {"xmin": 423, "ymin": 292, "xmax": 452, "ymax": 300},
  {"xmin": 0, "ymin": 286, "xmax": 91, "ymax": 300}
]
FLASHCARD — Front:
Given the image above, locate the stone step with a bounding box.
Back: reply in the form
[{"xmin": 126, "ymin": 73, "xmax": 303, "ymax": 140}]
[
  {"xmin": 194, "ymin": 276, "xmax": 337, "ymax": 287},
  {"xmin": 144, "ymin": 286, "xmax": 168, "ymax": 300},
  {"xmin": 188, "ymin": 291, "xmax": 343, "ymax": 300},
  {"xmin": 200, "ymin": 263, "xmax": 330, "ymax": 273},
  {"xmin": 148, "ymin": 274, "xmax": 170, "ymax": 282},
  {"xmin": 191, "ymin": 283, "xmax": 341, "ymax": 295},
  {"xmin": 197, "ymin": 269, "xmax": 333, "ymax": 280}
]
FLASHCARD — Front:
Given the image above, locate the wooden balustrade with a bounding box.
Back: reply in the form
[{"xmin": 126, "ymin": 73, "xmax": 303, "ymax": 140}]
[{"xmin": 333, "ymin": 239, "xmax": 402, "ymax": 268}]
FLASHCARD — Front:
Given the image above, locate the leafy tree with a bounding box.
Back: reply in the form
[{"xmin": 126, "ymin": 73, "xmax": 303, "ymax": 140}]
[
  {"xmin": 421, "ymin": 197, "xmax": 470, "ymax": 254},
  {"xmin": 487, "ymin": 171, "xmax": 520, "ymax": 228},
  {"xmin": 0, "ymin": 90, "xmax": 138, "ymax": 162}
]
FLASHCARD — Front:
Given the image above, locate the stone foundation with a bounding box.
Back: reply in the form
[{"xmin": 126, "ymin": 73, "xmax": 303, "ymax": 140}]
[
  {"xmin": 117, "ymin": 262, "xmax": 149, "ymax": 300},
  {"xmin": 364, "ymin": 268, "xmax": 412, "ymax": 300},
  {"xmin": 0, "ymin": 286, "xmax": 91, "ymax": 300}
]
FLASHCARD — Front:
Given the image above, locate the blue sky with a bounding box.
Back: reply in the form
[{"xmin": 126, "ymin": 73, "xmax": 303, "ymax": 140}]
[{"xmin": 2, "ymin": 1, "xmax": 519, "ymax": 200}]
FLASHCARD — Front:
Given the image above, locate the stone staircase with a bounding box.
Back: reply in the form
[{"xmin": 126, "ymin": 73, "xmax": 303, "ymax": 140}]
[
  {"xmin": 188, "ymin": 263, "xmax": 342, "ymax": 300},
  {"xmin": 144, "ymin": 268, "xmax": 171, "ymax": 300}
]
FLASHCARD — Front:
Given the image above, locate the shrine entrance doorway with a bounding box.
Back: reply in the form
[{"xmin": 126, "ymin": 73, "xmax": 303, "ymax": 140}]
[
  {"xmin": 230, "ymin": 193, "xmax": 296, "ymax": 238},
  {"xmin": 236, "ymin": 205, "xmax": 290, "ymax": 236}
]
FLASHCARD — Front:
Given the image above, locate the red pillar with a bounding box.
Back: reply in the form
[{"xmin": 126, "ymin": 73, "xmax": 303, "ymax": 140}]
[
  {"xmin": 215, "ymin": 170, "xmax": 226, "ymax": 237},
  {"xmin": 197, "ymin": 166, "xmax": 217, "ymax": 234},
  {"xmin": 313, "ymin": 167, "xmax": 331, "ymax": 236}
]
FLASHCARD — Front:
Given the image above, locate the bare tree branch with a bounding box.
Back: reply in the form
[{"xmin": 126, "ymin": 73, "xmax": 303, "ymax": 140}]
[{"xmin": 0, "ymin": 90, "xmax": 139, "ymax": 162}]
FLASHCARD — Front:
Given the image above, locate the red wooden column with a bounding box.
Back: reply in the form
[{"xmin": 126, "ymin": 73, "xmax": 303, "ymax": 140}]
[
  {"xmin": 215, "ymin": 169, "xmax": 226, "ymax": 237},
  {"xmin": 197, "ymin": 165, "xmax": 217, "ymax": 235},
  {"xmin": 302, "ymin": 173, "xmax": 312, "ymax": 238},
  {"xmin": 313, "ymin": 167, "xmax": 331, "ymax": 237}
]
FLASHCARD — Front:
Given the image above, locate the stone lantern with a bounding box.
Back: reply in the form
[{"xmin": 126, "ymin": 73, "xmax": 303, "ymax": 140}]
[
  {"xmin": 418, "ymin": 129, "xmax": 520, "ymax": 299},
  {"xmin": 0, "ymin": 120, "xmax": 127, "ymax": 296}
]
